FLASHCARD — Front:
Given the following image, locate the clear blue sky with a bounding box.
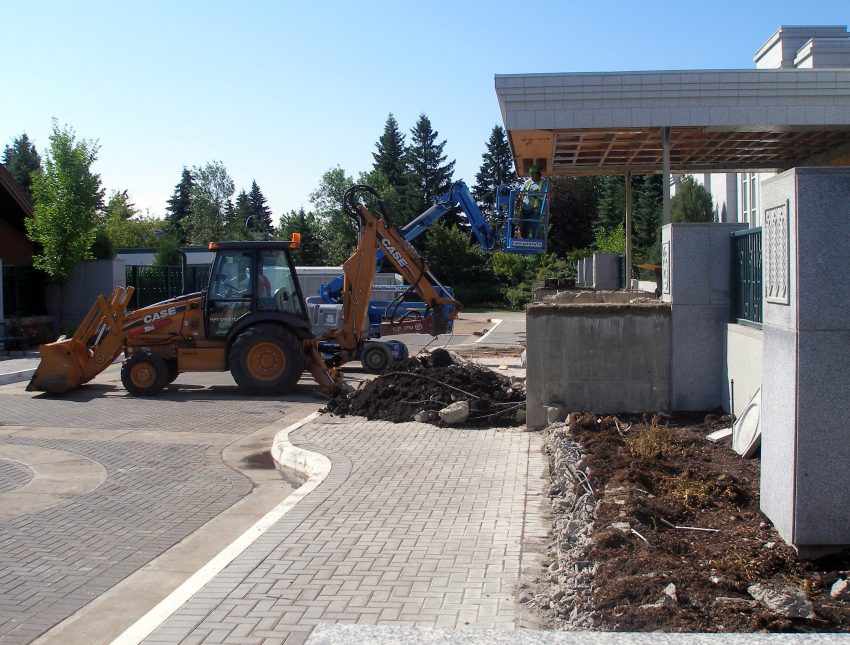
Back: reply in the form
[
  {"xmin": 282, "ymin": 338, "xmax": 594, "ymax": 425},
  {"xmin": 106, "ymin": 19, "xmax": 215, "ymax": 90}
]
[{"xmin": 3, "ymin": 1, "xmax": 847, "ymax": 220}]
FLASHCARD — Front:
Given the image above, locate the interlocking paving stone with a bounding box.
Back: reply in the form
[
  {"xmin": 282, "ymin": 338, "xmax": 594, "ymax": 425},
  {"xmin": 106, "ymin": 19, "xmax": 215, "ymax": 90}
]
[
  {"xmin": 145, "ymin": 415, "xmax": 546, "ymax": 643},
  {"xmin": 0, "ymin": 376, "xmax": 311, "ymax": 644}
]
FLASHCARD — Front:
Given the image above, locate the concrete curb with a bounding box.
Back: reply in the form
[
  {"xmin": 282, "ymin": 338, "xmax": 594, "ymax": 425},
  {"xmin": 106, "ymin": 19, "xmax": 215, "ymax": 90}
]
[
  {"xmin": 271, "ymin": 410, "xmax": 331, "ymax": 482},
  {"xmin": 0, "ymin": 369, "xmax": 35, "ymax": 386}
]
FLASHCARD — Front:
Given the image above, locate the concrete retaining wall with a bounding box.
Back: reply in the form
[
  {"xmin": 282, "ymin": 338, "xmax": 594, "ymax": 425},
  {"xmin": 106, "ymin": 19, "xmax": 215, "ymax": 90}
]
[
  {"xmin": 723, "ymin": 323, "xmax": 763, "ymax": 417},
  {"xmin": 47, "ymin": 259, "xmax": 126, "ymax": 329},
  {"xmin": 525, "ymin": 303, "xmax": 671, "ymax": 428}
]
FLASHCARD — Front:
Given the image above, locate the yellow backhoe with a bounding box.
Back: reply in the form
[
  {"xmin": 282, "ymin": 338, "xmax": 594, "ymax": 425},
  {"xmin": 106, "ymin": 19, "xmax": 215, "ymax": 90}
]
[{"xmin": 27, "ymin": 185, "xmax": 460, "ymax": 397}]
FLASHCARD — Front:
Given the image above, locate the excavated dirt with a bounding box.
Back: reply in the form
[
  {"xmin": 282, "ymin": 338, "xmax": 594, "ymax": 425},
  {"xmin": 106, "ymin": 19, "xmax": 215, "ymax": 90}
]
[
  {"xmin": 533, "ymin": 412, "xmax": 850, "ymax": 633},
  {"xmin": 325, "ymin": 349, "xmax": 525, "ymax": 427}
]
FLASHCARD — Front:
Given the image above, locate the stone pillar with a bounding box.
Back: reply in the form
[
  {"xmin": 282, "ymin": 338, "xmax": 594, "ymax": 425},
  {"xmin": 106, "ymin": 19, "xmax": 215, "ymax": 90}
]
[
  {"xmin": 759, "ymin": 168, "xmax": 850, "ymax": 554},
  {"xmin": 662, "ymin": 222, "xmax": 746, "ymax": 410}
]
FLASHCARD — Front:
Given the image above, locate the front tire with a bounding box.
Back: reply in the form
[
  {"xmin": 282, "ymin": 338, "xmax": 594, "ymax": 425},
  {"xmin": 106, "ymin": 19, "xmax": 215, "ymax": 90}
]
[
  {"xmin": 229, "ymin": 324, "xmax": 303, "ymax": 394},
  {"xmin": 121, "ymin": 350, "xmax": 167, "ymax": 396}
]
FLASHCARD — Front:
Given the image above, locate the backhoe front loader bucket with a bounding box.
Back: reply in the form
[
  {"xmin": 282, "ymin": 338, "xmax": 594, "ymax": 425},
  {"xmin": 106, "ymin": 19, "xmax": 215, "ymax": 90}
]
[{"xmin": 27, "ymin": 287, "xmax": 134, "ymax": 394}]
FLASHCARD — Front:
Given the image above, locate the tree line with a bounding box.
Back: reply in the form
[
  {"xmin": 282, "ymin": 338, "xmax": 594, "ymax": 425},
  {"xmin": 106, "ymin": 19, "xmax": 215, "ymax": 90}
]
[{"xmin": 3, "ymin": 117, "xmax": 717, "ymax": 310}]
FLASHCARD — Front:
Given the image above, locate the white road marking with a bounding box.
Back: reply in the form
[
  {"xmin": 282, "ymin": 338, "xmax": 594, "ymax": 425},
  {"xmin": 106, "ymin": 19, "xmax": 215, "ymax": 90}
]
[
  {"xmin": 111, "ymin": 411, "xmax": 326, "ymax": 645},
  {"xmin": 475, "ymin": 318, "xmax": 503, "ymax": 344}
]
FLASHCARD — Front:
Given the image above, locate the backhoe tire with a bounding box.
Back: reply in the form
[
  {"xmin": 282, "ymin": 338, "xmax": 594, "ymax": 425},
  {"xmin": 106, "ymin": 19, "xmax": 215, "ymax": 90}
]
[
  {"xmin": 229, "ymin": 324, "xmax": 303, "ymax": 395},
  {"xmin": 121, "ymin": 351, "xmax": 167, "ymax": 396},
  {"xmin": 361, "ymin": 342, "xmax": 393, "ymax": 374}
]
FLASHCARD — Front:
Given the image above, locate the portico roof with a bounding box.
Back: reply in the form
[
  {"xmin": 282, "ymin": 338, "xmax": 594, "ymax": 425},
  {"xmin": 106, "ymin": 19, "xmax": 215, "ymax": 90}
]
[{"xmin": 495, "ymin": 69, "xmax": 850, "ymax": 176}]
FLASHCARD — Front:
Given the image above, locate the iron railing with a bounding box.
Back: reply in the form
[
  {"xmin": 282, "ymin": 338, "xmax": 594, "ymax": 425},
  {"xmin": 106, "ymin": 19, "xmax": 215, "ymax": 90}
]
[
  {"xmin": 125, "ymin": 265, "xmax": 210, "ymax": 310},
  {"xmin": 732, "ymin": 227, "xmax": 762, "ymax": 325}
]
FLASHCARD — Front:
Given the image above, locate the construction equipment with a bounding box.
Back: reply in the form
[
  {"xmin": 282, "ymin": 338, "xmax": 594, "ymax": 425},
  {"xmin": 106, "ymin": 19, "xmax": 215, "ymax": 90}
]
[
  {"xmin": 27, "ymin": 185, "xmax": 460, "ymax": 395},
  {"xmin": 316, "ymin": 180, "xmax": 548, "ymax": 334}
]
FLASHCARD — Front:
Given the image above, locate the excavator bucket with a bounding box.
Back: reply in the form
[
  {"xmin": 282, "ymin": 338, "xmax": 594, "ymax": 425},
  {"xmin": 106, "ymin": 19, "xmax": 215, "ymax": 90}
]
[{"xmin": 27, "ymin": 287, "xmax": 134, "ymax": 394}]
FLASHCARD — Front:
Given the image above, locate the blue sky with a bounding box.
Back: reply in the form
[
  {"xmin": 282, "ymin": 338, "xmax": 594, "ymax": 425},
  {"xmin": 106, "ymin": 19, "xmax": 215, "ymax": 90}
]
[{"xmin": 3, "ymin": 1, "xmax": 847, "ymax": 220}]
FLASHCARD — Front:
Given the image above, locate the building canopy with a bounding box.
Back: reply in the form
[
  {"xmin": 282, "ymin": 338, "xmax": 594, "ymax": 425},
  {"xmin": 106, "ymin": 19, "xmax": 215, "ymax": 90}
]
[{"xmin": 496, "ymin": 68, "xmax": 850, "ymax": 176}]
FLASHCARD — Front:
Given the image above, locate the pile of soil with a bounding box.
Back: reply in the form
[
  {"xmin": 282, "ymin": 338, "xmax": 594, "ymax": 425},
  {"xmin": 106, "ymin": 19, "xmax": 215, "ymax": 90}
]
[
  {"xmin": 325, "ymin": 349, "xmax": 525, "ymax": 427},
  {"xmin": 536, "ymin": 412, "xmax": 850, "ymax": 632}
]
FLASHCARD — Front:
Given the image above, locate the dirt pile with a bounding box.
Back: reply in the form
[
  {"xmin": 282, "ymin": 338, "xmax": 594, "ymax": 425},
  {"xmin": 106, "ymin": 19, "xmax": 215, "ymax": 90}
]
[
  {"xmin": 531, "ymin": 412, "xmax": 850, "ymax": 632},
  {"xmin": 325, "ymin": 349, "xmax": 525, "ymax": 427}
]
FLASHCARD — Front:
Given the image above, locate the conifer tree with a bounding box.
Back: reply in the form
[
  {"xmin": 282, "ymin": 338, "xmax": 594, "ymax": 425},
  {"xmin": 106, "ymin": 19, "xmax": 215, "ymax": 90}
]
[
  {"xmin": 472, "ymin": 125, "xmax": 516, "ymax": 214},
  {"xmin": 406, "ymin": 114, "xmax": 455, "ymax": 217},
  {"xmin": 247, "ymin": 180, "xmax": 273, "ymax": 238},
  {"xmin": 2, "ymin": 133, "xmax": 42, "ymax": 197},
  {"xmin": 165, "ymin": 168, "xmax": 193, "ymax": 243},
  {"xmin": 372, "ymin": 113, "xmax": 407, "ymax": 189}
]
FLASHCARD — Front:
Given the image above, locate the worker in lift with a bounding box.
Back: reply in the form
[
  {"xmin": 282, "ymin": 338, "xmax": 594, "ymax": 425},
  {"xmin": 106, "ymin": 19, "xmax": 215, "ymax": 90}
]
[{"xmin": 519, "ymin": 165, "xmax": 544, "ymax": 238}]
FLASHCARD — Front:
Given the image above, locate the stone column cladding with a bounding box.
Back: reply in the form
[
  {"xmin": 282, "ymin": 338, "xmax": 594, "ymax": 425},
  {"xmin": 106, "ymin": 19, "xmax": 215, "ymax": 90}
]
[
  {"xmin": 759, "ymin": 167, "xmax": 850, "ymax": 551},
  {"xmin": 662, "ymin": 222, "xmax": 747, "ymax": 410},
  {"xmin": 525, "ymin": 303, "xmax": 671, "ymax": 428}
]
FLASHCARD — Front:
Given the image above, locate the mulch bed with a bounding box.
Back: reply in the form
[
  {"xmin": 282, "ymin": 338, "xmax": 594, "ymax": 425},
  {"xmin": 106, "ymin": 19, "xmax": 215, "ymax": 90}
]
[{"xmin": 546, "ymin": 412, "xmax": 850, "ymax": 632}]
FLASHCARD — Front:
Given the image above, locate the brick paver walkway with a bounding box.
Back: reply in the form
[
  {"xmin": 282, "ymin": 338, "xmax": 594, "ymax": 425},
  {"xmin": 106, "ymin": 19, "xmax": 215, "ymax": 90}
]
[
  {"xmin": 144, "ymin": 414, "xmax": 547, "ymax": 644},
  {"xmin": 0, "ymin": 370, "xmax": 317, "ymax": 644}
]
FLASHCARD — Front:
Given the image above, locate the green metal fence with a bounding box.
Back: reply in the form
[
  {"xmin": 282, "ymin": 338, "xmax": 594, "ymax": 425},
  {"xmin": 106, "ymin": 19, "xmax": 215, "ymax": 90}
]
[
  {"xmin": 732, "ymin": 227, "xmax": 762, "ymax": 325},
  {"xmin": 125, "ymin": 265, "xmax": 210, "ymax": 310}
]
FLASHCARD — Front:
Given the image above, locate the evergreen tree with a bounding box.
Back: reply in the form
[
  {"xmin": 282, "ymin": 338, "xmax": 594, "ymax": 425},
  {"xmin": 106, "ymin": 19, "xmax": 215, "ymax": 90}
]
[
  {"xmin": 595, "ymin": 175, "xmax": 626, "ymax": 232},
  {"xmin": 406, "ymin": 114, "xmax": 455, "ymax": 217},
  {"xmin": 247, "ymin": 180, "xmax": 273, "ymax": 238},
  {"xmin": 632, "ymin": 174, "xmax": 663, "ymax": 264},
  {"xmin": 472, "ymin": 125, "xmax": 516, "ymax": 215},
  {"xmin": 372, "ymin": 114, "xmax": 407, "ymax": 188},
  {"xmin": 2, "ymin": 133, "xmax": 42, "ymax": 197},
  {"xmin": 233, "ymin": 190, "xmax": 252, "ymax": 234},
  {"xmin": 165, "ymin": 168, "xmax": 193, "ymax": 243},
  {"xmin": 671, "ymin": 175, "xmax": 715, "ymax": 223}
]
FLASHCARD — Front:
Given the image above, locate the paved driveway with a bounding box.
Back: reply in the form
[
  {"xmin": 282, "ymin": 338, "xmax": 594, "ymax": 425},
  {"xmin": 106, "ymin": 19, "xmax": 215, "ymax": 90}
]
[{"xmin": 0, "ymin": 367, "xmax": 324, "ymax": 644}]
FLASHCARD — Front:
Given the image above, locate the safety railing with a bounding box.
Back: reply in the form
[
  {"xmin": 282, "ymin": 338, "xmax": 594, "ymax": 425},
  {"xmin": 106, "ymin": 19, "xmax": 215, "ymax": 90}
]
[{"xmin": 732, "ymin": 227, "xmax": 762, "ymax": 325}]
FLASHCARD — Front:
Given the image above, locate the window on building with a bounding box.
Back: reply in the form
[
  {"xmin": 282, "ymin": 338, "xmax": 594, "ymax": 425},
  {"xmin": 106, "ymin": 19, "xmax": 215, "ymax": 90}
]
[{"xmin": 740, "ymin": 172, "xmax": 761, "ymax": 227}]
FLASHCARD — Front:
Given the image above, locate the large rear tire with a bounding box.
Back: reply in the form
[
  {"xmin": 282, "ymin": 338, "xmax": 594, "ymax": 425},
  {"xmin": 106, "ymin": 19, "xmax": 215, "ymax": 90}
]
[
  {"xmin": 121, "ymin": 350, "xmax": 167, "ymax": 396},
  {"xmin": 229, "ymin": 324, "xmax": 303, "ymax": 394}
]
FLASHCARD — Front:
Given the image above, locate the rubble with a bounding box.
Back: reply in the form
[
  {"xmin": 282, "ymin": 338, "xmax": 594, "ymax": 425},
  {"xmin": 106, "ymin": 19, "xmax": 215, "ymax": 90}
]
[{"xmin": 325, "ymin": 349, "xmax": 525, "ymax": 427}]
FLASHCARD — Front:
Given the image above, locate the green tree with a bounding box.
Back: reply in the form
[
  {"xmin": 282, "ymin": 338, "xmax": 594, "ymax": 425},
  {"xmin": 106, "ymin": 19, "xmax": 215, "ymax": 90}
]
[
  {"xmin": 547, "ymin": 176, "xmax": 598, "ymax": 256},
  {"xmin": 247, "ymin": 180, "xmax": 273, "ymax": 238},
  {"xmin": 633, "ymin": 174, "xmax": 663, "ymax": 264},
  {"xmin": 372, "ymin": 113, "xmax": 408, "ymax": 189},
  {"xmin": 671, "ymin": 175, "xmax": 715, "ymax": 223},
  {"xmin": 101, "ymin": 190, "xmax": 161, "ymax": 248},
  {"xmin": 472, "ymin": 125, "xmax": 516, "ymax": 215},
  {"xmin": 278, "ymin": 207, "xmax": 326, "ymax": 265},
  {"xmin": 309, "ymin": 166, "xmax": 357, "ymax": 264},
  {"xmin": 154, "ymin": 236, "xmax": 182, "ymax": 267},
  {"xmin": 595, "ymin": 175, "xmax": 626, "ymax": 232},
  {"xmin": 420, "ymin": 223, "xmax": 499, "ymax": 305},
  {"xmin": 2, "ymin": 133, "xmax": 42, "ymax": 197},
  {"xmin": 26, "ymin": 122, "xmax": 104, "ymax": 324},
  {"xmin": 406, "ymin": 114, "xmax": 455, "ymax": 217},
  {"xmin": 165, "ymin": 168, "xmax": 193, "ymax": 243},
  {"xmin": 186, "ymin": 161, "xmax": 235, "ymax": 245}
]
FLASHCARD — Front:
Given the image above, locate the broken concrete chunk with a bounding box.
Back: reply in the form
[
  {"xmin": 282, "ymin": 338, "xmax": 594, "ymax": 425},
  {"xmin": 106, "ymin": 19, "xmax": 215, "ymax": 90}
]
[
  {"xmin": 547, "ymin": 404, "xmax": 567, "ymax": 425},
  {"xmin": 747, "ymin": 583, "xmax": 815, "ymax": 619},
  {"xmin": 520, "ymin": 349, "xmax": 527, "ymax": 368},
  {"xmin": 514, "ymin": 407, "xmax": 527, "ymax": 424},
  {"xmin": 830, "ymin": 578, "xmax": 849, "ymax": 600},
  {"xmin": 610, "ymin": 522, "xmax": 631, "ymax": 533},
  {"xmin": 439, "ymin": 400, "xmax": 470, "ymax": 425}
]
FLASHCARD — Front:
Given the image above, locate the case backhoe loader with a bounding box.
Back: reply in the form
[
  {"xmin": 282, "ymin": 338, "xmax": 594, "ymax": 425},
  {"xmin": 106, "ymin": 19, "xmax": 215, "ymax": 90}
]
[{"xmin": 26, "ymin": 185, "xmax": 460, "ymax": 397}]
